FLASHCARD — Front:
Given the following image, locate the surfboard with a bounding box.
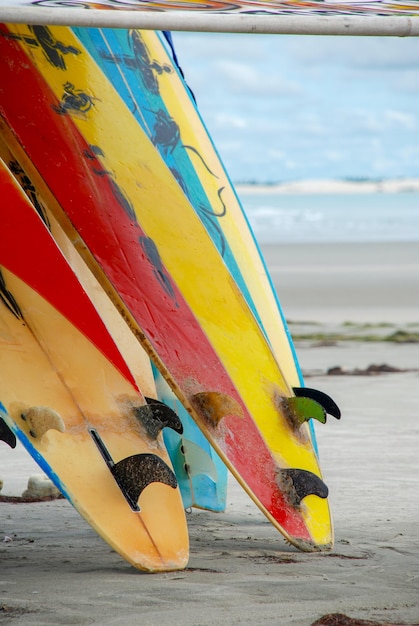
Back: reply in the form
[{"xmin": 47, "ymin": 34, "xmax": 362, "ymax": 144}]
[
  {"xmin": 71, "ymin": 26, "xmax": 230, "ymax": 512},
  {"xmin": 0, "ymin": 23, "xmax": 334, "ymax": 551},
  {"xmin": 72, "ymin": 27, "xmax": 329, "ymax": 454},
  {"xmin": 70, "ymin": 27, "xmax": 340, "ymax": 487},
  {"xmin": 153, "ymin": 364, "xmax": 228, "ymax": 512},
  {"xmin": 0, "ymin": 156, "xmax": 189, "ymax": 572},
  {"xmin": 72, "ymin": 25, "xmax": 327, "ymax": 477},
  {"xmin": 0, "ymin": 132, "xmax": 228, "ymax": 514}
]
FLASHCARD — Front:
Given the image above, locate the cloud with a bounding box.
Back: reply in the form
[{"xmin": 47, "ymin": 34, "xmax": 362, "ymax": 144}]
[
  {"xmin": 171, "ymin": 32, "xmax": 419, "ymax": 182},
  {"xmin": 211, "ymin": 59, "xmax": 301, "ymax": 96},
  {"xmin": 212, "ymin": 111, "xmax": 247, "ymax": 129},
  {"xmin": 384, "ymin": 109, "xmax": 417, "ymax": 130},
  {"xmin": 395, "ymin": 69, "xmax": 419, "ymax": 93},
  {"xmin": 285, "ymin": 36, "xmax": 419, "ymax": 70}
]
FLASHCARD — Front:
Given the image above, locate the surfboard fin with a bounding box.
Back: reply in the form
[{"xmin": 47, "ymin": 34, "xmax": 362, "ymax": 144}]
[
  {"xmin": 20, "ymin": 406, "xmax": 65, "ymax": 439},
  {"xmin": 191, "ymin": 392, "xmax": 243, "ymax": 426},
  {"xmin": 0, "ymin": 416, "xmax": 16, "ymax": 448},
  {"xmin": 177, "ymin": 438, "xmax": 218, "ymax": 482},
  {"xmin": 278, "ymin": 468, "xmax": 329, "ymax": 507},
  {"xmin": 90, "ymin": 428, "xmax": 177, "ymax": 511},
  {"xmin": 285, "ymin": 396, "xmax": 327, "ymax": 426},
  {"xmin": 112, "ymin": 454, "xmax": 178, "ymax": 511},
  {"xmin": 293, "ymin": 387, "xmax": 341, "ymax": 420},
  {"xmin": 132, "ymin": 397, "xmax": 183, "ymax": 439}
]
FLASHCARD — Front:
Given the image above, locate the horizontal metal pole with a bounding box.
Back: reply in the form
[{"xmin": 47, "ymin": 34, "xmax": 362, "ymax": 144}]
[{"xmin": 0, "ymin": 6, "xmax": 418, "ymax": 36}]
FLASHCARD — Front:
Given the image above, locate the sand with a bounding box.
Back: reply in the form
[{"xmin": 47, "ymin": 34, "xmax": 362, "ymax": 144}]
[
  {"xmin": 0, "ymin": 241, "xmax": 418, "ymax": 625},
  {"xmin": 263, "ymin": 241, "xmax": 419, "ymax": 324}
]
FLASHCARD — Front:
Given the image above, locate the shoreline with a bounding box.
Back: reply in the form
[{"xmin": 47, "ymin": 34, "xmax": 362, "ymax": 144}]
[{"xmin": 236, "ymin": 178, "xmax": 419, "ymax": 195}]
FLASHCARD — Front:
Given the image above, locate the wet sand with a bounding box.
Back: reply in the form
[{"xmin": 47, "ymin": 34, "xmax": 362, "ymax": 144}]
[
  {"xmin": 0, "ymin": 240, "xmax": 418, "ymax": 625},
  {"xmin": 263, "ymin": 241, "xmax": 419, "ymax": 324}
]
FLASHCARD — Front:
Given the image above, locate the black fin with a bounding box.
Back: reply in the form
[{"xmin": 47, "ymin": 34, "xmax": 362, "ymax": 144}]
[
  {"xmin": 278, "ymin": 468, "xmax": 329, "ymax": 507},
  {"xmin": 293, "ymin": 387, "xmax": 341, "ymax": 420},
  {"xmin": 0, "ymin": 417, "xmax": 16, "ymax": 449},
  {"xmin": 112, "ymin": 454, "xmax": 177, "ymax": 511},
  {"xmin": 132, "ymin": 398, "xmax": 183, "ymax": 439},
  {"xmin": 90, "ymin": 429, "xmax": 177, "ymax": 511}
]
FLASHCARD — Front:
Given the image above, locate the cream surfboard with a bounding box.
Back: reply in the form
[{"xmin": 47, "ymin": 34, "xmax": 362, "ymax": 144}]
[
  {"xmin": 0, "ymin": 132, "xmax": 228, "ymax": 514},
  {"xmin": 0, "ymin": 157, "xmax": 189, "ymax": 572}
]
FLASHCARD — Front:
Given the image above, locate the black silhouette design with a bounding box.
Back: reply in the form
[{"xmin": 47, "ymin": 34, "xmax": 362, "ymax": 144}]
[
  {"xmin": 129, "ymin": 30, "xmax": 172, "ymax": 95},
  {"xmin": 95, "ymin": 29, "xmax": 229, "ymax": 258},
  {"xmin": 29, "ymin": 25, "xmax": 81, "ymax": 69},
  {"xmin": 139, "ymin": 236, "xmax": 178, "ymax": 305},
  {"xmin": 53, "ymin": 82, "xmax": 97, "ymax": 116},
  {"xmin": 82, "ymin": 148, "xmax": 137, "ymax": 222},
  {"xmin": 84, "ymin": 144, "xmax": 105, "ymax": 158},
  {"xmin": 169, "ymin": 167, "xmax": 189, "ymax": 195},
  {"xmin": 0, "ymin": 270, "xmax": 23, "ymax": 320},
  {"xmin": 108, "ymin": 179, "xmax": 137, "ymax": 223},
  {"xmin": 151, "ymin": 109, "xmax": 181, "ymax": 154},
  {"xmin": 8, "ymin": 160, "xmax": 51, "ymax": 230},
  {"xmin": 0, "ymin": 24, "xmax": 80, "ymax": 70}
]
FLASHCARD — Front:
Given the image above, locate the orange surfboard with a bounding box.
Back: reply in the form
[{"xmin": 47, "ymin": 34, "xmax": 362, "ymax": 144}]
[{"xmin": 0, "ymin": 157, "xmax": 189, "ymax": 572}]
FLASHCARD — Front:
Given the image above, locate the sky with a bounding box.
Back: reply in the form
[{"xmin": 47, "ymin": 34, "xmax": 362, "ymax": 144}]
[{"xmin": 170, "ymin": 32, "xmax": 419, "ymax": 184}]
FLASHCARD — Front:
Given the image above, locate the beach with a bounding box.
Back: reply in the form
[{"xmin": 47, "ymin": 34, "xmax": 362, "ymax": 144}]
[
  {"xmin": 264, "ymin": 241, "xmax": 419, "ymax": 324},
  {"xmin": 1, "ymin": 240, "xmax": 418, "ymax": 625}
]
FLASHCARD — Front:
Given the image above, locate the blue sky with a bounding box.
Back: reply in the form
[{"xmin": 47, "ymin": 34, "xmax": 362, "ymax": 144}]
[{"xmin": 170, "ymin": 33, "xmax": 419, "ymax": 184}]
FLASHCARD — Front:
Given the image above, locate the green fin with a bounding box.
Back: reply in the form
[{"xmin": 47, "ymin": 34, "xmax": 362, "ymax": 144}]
[
  {"xmin": 293, "ymin": 387, "xmax": 341, "ymax": 419},
  {"xmin": 286, "ymin": 396, "xmax": 327, "ymax": 425}
]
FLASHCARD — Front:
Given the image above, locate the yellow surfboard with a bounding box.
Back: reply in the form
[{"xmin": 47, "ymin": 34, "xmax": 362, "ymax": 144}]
[{"xmin": 77, "ymin": 27, "xmax": 331, "ymax": 428}]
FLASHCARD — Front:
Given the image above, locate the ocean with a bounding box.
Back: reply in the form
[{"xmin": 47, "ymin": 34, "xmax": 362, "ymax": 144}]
[{"xmin": 238, "ymin": 190, "xmax": 419, "ymax": 245}]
